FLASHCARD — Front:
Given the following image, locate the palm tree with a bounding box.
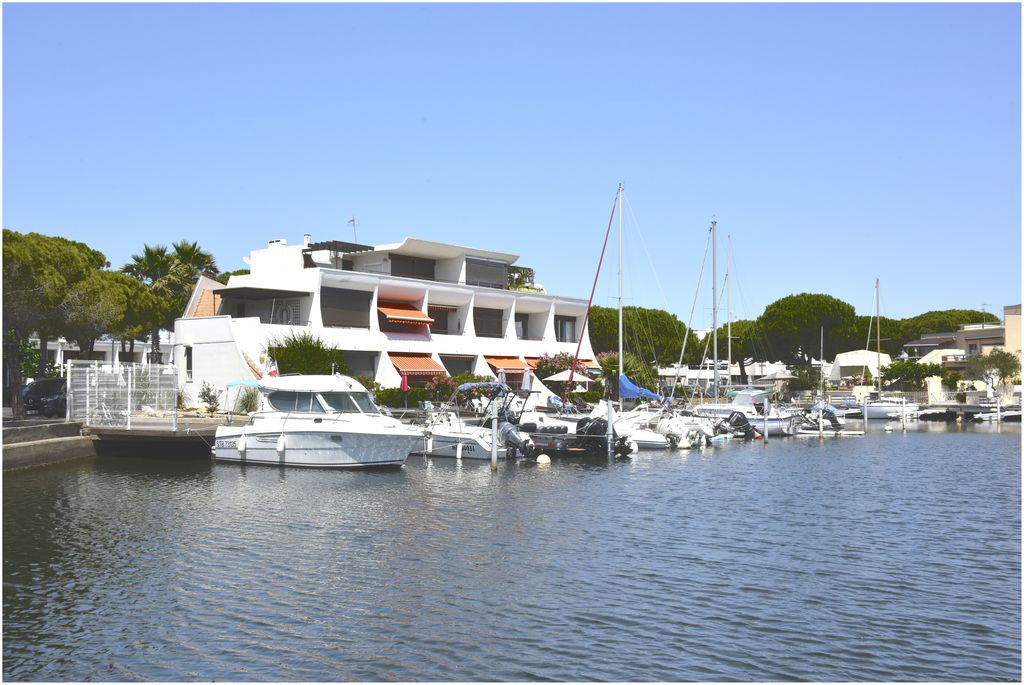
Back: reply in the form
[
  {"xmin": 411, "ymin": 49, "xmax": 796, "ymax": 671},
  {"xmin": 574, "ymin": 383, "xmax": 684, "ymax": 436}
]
[
  {"xmin": 122, "ymin": 241, "xmax": 219, "ymax": 363},
  {"xmin": 171, "ymin": 240, "xmax": 218, "ymax": 282},
  {"xmin": 122, "ymin": 245, "xmax": 173, "ymax": 361}
]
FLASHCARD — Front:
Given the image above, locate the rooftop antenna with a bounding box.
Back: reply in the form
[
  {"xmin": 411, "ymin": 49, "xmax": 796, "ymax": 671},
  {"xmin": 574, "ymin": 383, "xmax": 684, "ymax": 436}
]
[
  {"xmin": 981, "ymin": 303, "xmax": 991, "ymax": 313},
  {"xmin": 348, "ymin": 215, "xmax": 359, "ymax": 242}
]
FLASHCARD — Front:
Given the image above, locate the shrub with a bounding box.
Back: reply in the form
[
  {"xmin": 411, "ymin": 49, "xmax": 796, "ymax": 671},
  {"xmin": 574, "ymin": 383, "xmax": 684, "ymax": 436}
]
[
  {"xmin": 197, "ymin": 381, "xmax": 221, "ymax": 414},
  {"xmin": 176, "ymin": 387, "xmax": 192, "ymax": 410},
  {"xmin": 265, "ymin": 331, "xmax": 351, "ymax": 376},
  {"xmin": 233, "ymin": 386, "xmax": 260, "ymax": 413}
]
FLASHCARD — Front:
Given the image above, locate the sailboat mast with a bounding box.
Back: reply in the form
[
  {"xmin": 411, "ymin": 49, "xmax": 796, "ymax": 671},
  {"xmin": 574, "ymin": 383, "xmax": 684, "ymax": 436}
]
[
  {"xmin": 727, "ymin": 235, "xmax": 732, "ymax": 388},
  {"xmin": 618, "ymin": 184, "xmax": 624, "ymax": 387},
  {"xmin": 875, "ymin": 277, "xmax": 882, "ymax": 391},
  {"xmin": 711, "ymin": 219, "xmax": 718, "ymax": 398}
]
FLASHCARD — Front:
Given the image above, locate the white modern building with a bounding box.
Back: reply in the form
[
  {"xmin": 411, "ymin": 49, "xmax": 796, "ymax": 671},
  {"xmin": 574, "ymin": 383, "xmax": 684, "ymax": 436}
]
[{"xmin": 173, "ymin": 235, "xmax": 600, "ymax": 405}]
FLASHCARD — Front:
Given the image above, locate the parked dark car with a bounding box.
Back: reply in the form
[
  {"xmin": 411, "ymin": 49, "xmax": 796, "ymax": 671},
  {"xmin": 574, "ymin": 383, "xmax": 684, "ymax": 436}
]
[{"xmin": 22, "ymin": 377, "xmax": 67, "ymax": 417}]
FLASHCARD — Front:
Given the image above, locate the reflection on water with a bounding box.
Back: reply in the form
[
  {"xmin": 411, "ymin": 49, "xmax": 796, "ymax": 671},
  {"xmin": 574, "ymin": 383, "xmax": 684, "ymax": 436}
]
[{"xmin": 4, "ymin": 424, "xmax": 1020, "ymax": 681}]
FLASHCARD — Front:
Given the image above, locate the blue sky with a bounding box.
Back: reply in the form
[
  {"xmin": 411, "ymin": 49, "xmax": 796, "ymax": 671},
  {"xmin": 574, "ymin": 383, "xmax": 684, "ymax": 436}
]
[{"xmin": 3, "ymin": 3, "xmax": 1020, "ymax": 328}]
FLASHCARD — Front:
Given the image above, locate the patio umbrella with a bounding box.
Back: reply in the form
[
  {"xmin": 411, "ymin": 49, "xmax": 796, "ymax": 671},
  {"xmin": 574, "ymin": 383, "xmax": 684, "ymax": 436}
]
[
  {"xmin": 543, "ymin": 369, "xmax": 592, "ymax": 383},
  {"xmin": 757, "ymin": 370, "xmax": 798, "ymax": 381}
]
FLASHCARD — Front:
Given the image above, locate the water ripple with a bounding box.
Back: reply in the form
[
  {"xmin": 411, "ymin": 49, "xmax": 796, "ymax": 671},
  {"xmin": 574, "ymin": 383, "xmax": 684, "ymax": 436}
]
[{"xmin": 3, "ymin": 425, "xmax": 1020, "ymax": 680}]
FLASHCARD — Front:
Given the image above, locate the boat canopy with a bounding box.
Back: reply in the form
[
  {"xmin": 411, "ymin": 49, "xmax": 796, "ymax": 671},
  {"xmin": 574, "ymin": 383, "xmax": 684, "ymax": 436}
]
[
  {"xmin": 456, "ymin": 381, "xmax": 510, "ymax": 395},
  {"xmin": 619, "ymin": 374, "xmax": 661, "ymax": 401}
]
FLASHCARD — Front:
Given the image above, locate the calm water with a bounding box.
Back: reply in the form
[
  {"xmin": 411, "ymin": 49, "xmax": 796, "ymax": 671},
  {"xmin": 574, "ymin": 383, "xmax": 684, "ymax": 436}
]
[{"xmin": 3, "ymin": 422, "xmax": 1020, "ymax": 681}]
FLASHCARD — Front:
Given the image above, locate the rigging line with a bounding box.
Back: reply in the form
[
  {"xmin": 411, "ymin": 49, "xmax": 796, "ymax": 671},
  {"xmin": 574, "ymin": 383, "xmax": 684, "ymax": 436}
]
[
  {"xmin": 563, "ymin": 190, "xmax": 619, "ymax": 406},
  {"xmin": 622, "ymin": 191, "xmax": 688, "ymax": 343},
  {"xmin": 732, "ymin": 274, "xmax": 774, "ymax": 364},
  {"xmin": 668, "ymin": 225, "xmax": 713, "ymax": 401},
  {"xmin": 861, "ymin": 282, "xmax": 875, "ymax": 384}
]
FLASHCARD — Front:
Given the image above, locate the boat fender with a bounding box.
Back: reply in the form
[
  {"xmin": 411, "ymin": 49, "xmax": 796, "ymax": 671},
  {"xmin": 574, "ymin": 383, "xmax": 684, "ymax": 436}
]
[
  {"xmin": 276, "ymin": 433, "xmax": 286, "ymax": 455},
  {"xmin": 237, "ymin": 433, "xmax": 247, "ymax": 456},
  {"xmin": 535, "ymin": 454, "xmax": 551, "ymax": 464}
]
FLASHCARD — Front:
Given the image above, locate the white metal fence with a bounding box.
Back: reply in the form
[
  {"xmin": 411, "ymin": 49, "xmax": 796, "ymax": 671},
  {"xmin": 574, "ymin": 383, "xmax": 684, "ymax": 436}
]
[{"xmin": 67, "ymin": 360, "xmax": 178, "ymax": 429}]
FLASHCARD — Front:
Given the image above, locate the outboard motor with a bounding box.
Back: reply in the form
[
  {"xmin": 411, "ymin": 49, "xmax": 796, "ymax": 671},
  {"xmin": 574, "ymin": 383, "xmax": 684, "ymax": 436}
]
[
  {"xmin": 724, "ymin": 411, "xmax": 757, "ymax": 440},
  {"xmin": 575, "ymin": 417, "xmax": 633, "ymax": 456},
  {"xmin": 822, "ymin": 409, "xmax": 842, "ymax": 431},
  {"xmin": 498, "ymin": 421, "xmax": 536, "ymax": 460}
]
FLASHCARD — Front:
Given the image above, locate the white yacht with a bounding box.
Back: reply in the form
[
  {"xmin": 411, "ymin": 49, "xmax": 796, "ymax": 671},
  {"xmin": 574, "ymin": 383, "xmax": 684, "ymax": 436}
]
[{"xmin": 213, "ymin": 374, "xmax": 422, "ymax": 468}]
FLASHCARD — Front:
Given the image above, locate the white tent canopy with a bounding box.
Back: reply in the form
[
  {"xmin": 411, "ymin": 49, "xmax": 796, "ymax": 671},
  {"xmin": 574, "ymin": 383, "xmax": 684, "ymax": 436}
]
[{"xmin": 829, "ymin": 349, "xmax": 892, "ymax": 383}]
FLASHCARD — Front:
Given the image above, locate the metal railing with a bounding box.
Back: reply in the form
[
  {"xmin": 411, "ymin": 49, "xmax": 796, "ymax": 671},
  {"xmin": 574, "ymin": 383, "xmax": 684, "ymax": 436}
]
[{"xmin": 68, "ymin": 360, "xmax": 178, "ymax": 429}]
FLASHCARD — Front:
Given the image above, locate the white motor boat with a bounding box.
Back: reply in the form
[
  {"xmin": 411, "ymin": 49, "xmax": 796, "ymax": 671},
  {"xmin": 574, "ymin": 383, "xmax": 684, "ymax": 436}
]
[
  {"xmin": 415, "ymin": 381, "xmax": 536, "ymax": 460},
  {"xmin": 692, "ymin": 388, "xmax": 802, "ymax": 437},
  {"xmin": 863, "ymin": 396, "xmax": 920, "ymax": 420},
  {"xmin": 214, "ymin": 374, "xmax": 422, "ymax": 468}
]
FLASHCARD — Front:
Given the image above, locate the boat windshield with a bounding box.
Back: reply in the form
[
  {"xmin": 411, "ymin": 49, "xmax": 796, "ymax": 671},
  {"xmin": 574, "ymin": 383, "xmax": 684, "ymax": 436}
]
[
  {"xmin": 266, "ymin": 391, "xmax": 326, "ymax": 413},
  {"xmin": 319, "ymin": 391, "xmax": 380, "ymax": 414}
]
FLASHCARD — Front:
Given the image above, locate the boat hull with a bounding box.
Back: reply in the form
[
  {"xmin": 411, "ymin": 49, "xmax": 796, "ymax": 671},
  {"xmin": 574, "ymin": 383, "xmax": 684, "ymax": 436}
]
[
  {"xmin": 864, "ymin": 402, "xmax": 920, "ymax": 419},
  {"xmin": 412, "ymin": 431, "xmax": 507, "ymax": 460},
  {"xmin": 214, "ymin": 426, "xmax": 419, "ymax": 468}
]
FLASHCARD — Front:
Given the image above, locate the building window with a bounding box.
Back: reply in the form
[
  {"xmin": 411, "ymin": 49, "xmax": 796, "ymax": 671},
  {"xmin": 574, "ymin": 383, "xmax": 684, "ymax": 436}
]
[
  {"xmin": 474, "ymin": 307, "xmax": 504, "ymax": 338},
  {"xmin": 555, "ymin": 315, "xmax": 577, "ymax": 343},
  {"xmin": 515, "ymin": 313, "xmax": 530, "ymax": 339},
  {"xmin": 390, "ymin": 254, "xmax": 436, "ymax": 280},
  {"xmin": 466, "ymin": 257, "xmax": 508, "ymax": 289},
  {"xmin": 429, "ymin": 309, "xmax": 450, "ymax": 335},
  {"xmin": 184, "ymin": 346, "xmax": 193, "ymax": 382},
  {"xmin": 440, "ymin": 355, "xmax": 475, "ymax": 376},
  {"xmin": 321, "ymin": 288, "xmax": 372, "ymax": 328}
]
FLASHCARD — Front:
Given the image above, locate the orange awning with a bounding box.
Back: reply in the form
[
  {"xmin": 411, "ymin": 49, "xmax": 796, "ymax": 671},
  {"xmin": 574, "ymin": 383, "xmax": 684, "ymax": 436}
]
[
  {"xmin": 377, "ymin": 302, "xmax": 433, "ymax": 325},
  {"xmin": 388, "ymin": 353, "xmax": 448, "ymax": 376},
  {"xmin": 525, "ymin": 357, "xmax": 541, "ymax": 369},
  {"xmin": 427, "ymin": 303, "xmax": 457, "ymax": 312},
  {"xmin": 485, "ymin": 356, "xmax": 529, "ymax": 372}
]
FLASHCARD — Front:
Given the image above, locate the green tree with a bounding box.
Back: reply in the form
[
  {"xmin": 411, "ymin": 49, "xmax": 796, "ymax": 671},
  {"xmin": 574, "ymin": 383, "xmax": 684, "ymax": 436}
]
[
  {"xmin": 880, "ymin": 360, "xmax": 944, "ymax": 390},
  {"xmin": 62, "ymin": 271, "xmax": 151, "ymax": 356},
  {"xmin": 842, "ymin": 314, "xmax": 905, "ymax": 357},
  {"xmin": 707, "ymin": 319, "xmax": 762, "ymax": 384},
  {"xmin": 122, "ymin": 241, "xmax": 219, "ymax": 362},
  {"xmin": 900, "ymin": 309, "xmax": 999, "ymax": 343},
  {"xmin": 757, "ymin": 293, "xmax": 857, "ymax": 365},
  {"xmin": 588, "ymin": 305, "xmax": 699, "ymax": 365},
  {"xmin": 265, "ymin": 332, "xmax": 351, "ymax": 376},
  {"xmin": 216, "ymin": 268, "xmax": 250, "ymax": 284},
  {"xmin": 3, "ymin": 230, "xmax": 108, "ymax": 417},
  {"xmin": 965, "ymin": 349, "xmax": 1021, "ymax": 392}
]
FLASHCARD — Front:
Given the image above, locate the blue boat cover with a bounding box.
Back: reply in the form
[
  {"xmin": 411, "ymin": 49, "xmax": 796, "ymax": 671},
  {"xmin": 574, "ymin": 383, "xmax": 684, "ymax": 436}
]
[
  {"xmin": 619, "ymin": 374, "xmax": 661, "ymax": 401},
  {"xmin": 456, "ymin": 381, "xmax": 508, "ymax": 396}
]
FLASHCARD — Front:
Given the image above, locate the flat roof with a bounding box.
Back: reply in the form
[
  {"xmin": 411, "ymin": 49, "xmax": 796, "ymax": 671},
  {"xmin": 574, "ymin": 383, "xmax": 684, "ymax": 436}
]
[{"xmin": 372, "ymin": 237, "xmax": 518, "ymax": 264}]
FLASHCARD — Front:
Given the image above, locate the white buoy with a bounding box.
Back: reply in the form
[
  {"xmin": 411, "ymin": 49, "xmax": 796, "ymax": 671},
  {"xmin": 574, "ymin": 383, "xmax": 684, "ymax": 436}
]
[
  {"xmin": 276, "ymin": 433, "xmax": 286, "ymax": 455},
  {"xmin": 536, "ymin": 454, "xmax": 551, "ymax": 464},
  {"xmin": 884, "ymin": 424, "xmax": 893, "ymax": 432}
]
